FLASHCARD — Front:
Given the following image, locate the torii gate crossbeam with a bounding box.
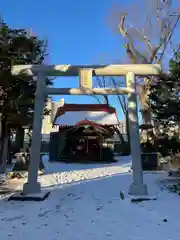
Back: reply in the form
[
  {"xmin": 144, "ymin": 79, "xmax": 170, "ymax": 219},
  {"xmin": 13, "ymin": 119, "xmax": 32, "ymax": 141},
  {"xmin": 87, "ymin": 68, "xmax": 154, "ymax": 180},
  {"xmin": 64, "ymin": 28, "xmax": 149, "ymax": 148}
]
[{"xmin": 10, "ymin": 64, "xmax": 161, "ymax": 201}]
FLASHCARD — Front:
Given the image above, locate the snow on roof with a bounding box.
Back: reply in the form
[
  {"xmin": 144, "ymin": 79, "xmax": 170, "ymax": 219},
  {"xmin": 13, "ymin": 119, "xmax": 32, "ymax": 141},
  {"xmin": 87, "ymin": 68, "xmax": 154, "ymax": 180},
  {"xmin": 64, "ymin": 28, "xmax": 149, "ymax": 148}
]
[
  {"xmin": 53, "ymin": 103, "xmax": 119, "ymax": 126},
  {"xmin": 55, "ymin": 111, "xmax": 118, "ymax": 126}
]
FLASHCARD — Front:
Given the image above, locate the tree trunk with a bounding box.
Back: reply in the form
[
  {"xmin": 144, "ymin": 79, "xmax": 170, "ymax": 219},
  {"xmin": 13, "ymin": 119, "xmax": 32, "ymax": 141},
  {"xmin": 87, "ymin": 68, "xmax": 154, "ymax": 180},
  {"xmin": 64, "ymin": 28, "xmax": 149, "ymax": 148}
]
[
  {"xmin": 138, "ymin": 82, "xmax": 152, "ymax": 125},
  {"xmin": 113, "ymin": 126, "xmax": 125, "ymax": 145},
  {"xmin": 0, "ymin": 114, "xmax": 2, "ymax": 159},
  {"xmin": 15, "ymin": 126, "xmax": 25, "ymax": 153},
  {"xmin": 125, "ymin": 111, "xmax": 130, "ymax": 144},
  {"xmin": 153, "ymin": 120, "xmax": 161, "ymax": 137},
  {"xmin": 7, "ymin": 134, "xmax": 12, "ymax": 165},
  {"xmin": 140, "ymin": 108, "xmax": 152, "ymax": 125},
  {"xmin": 13, "ymin": 153, "xmax": 44, "ymax": 171},
  {"xmin": 0, "ymin": 120, "xmax": 9, "ymax": 173}
]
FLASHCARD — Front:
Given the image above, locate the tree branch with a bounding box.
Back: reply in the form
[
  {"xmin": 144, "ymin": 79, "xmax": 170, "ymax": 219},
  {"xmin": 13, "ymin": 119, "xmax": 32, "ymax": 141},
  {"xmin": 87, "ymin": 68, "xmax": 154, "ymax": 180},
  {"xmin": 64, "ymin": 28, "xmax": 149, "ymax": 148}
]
[
  {"xmin": 119, "ymin": 13, "xmax": 149, "ymax": 64},
  {"xmin": 156, "ymin": 13, "xmax": 180, "ymax": 63},
  {"xmin": 95, "ymin": 75, "xmax": 109, "ymax": 105},
  {"xmin": 91, "ymin": 95, "xmax": 102, "ymax": 104},
  {"xmin": 119, "ymin": 13, "xmax": 139, "ymax": 63},
  {"xmin": 111, "ymin": 77, "xmax": 127, "ymax": 114},
  {"xmin": 130, "ymin": 23, "xmax": 153, "ymax": 52}
]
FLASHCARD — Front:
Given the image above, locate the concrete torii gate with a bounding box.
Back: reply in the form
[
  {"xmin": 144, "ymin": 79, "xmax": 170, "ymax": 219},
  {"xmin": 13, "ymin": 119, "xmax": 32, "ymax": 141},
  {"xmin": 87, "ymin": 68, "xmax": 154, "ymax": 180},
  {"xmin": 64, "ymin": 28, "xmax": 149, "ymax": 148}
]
[{"xmin": 11, "ymin": 64, "xmax": 161, "ymax": 200}]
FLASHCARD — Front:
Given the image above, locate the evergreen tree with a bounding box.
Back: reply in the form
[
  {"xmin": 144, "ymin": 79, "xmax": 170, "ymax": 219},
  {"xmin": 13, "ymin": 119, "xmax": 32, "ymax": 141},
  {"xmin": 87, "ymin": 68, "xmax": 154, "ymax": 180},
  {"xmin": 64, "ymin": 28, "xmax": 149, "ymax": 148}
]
[
  {"xmin": 0, "ymin": 19, "xmax": 52, "ymax": 170},
  {"xmin": 149, "ymin": 45, "xmax": 180, "ymax": 128}
]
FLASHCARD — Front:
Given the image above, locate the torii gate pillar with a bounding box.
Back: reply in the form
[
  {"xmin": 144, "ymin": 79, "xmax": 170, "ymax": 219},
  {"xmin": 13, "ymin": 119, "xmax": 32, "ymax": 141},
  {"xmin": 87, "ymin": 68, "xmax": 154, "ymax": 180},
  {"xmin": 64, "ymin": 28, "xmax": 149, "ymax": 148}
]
[
  {"xmin": 126, "ymin": 72, "xmax": 147, "ymax": 195},
  {"xmin": 23, "ymin": 71, "xmax": 46, "ymax": 195}
]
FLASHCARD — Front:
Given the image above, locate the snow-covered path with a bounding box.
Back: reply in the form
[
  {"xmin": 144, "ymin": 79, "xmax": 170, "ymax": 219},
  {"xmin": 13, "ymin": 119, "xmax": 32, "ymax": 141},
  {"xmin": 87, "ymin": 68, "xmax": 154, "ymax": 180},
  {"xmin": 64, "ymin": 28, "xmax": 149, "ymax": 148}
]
[
  {"xmin": 7, "ymin": 155, "xmax": 132, "ymax": 190},
  {"xmin": 0, "ymin": 156, "xmax": 180, "ymax": 240}
]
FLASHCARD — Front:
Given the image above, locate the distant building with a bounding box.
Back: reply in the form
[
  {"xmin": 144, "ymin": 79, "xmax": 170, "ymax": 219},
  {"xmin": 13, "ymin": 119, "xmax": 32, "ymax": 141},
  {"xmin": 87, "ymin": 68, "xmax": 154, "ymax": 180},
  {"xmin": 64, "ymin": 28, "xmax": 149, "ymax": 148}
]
[{"xmin": 41, "ymin": 99, "xmax": 65, "ymax": 141}]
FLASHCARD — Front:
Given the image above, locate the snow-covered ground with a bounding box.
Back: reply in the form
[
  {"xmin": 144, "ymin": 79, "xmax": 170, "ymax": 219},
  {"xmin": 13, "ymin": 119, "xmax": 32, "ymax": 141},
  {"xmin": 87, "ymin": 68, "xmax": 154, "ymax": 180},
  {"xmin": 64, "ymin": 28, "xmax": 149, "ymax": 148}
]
[{"xmin": 0, "ymin": 156, "xmax": 180, "ymax": 240}]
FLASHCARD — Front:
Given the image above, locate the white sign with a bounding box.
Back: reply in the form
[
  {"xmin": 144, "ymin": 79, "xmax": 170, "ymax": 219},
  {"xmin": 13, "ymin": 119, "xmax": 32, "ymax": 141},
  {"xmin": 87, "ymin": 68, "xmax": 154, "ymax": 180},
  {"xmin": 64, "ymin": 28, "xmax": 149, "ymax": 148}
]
[{"xmin": 79, "ymin": 69, "xmax": 92, "ymax": 89}]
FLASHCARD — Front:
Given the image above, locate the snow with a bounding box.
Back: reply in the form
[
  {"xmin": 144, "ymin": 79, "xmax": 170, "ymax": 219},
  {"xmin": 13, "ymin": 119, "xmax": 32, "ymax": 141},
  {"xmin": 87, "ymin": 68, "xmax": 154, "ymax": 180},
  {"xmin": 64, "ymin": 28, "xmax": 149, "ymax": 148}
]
[
  {"xmin": 55, "ymin": 111, "xmax": 119, "ymax": 125},
  {"xmin": 0, "ymin": 156, "xmax": 180, "ymax": 240}
]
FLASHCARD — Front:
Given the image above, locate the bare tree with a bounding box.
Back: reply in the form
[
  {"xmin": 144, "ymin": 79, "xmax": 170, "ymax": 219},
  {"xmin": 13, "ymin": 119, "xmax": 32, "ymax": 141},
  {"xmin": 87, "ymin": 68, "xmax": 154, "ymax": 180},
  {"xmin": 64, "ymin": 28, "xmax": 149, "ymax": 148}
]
[
  {"xmin": 93, "ymin": 57, "xmax": 128, "ymax": 115},
  {"xmin": 93, "ymin": 75, "xmax": 110, "ymax": 105},
  {"xmin": 93, "ymin": 74, "xmax": 130, "ymax": 146},
  {"xmin": 110, "ymin": 77, "xmax": 129, "ymax": 138},
  {"xmin": 107, "ymin": 0, "xmax": 180, "ymax": 124}
]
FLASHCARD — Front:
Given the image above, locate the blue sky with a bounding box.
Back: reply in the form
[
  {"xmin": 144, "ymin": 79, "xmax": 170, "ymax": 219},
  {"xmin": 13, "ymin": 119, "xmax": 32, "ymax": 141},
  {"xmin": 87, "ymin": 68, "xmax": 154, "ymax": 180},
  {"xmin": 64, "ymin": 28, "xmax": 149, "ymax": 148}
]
[
  {"xmin": 1, "ymin": 0, "xmax": 128, "ymax": 119},
  {"xmin": 1, "ymin": 0, "xmax": 179, "ymax": 120}
]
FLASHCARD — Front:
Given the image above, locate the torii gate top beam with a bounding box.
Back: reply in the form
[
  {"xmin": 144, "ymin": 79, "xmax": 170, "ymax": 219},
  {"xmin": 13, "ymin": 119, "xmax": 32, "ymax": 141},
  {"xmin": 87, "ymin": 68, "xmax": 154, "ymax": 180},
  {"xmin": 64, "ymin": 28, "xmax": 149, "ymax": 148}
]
[{"xmin": 11, "ymin": 64, "xmax": 161, "ymax": 77}]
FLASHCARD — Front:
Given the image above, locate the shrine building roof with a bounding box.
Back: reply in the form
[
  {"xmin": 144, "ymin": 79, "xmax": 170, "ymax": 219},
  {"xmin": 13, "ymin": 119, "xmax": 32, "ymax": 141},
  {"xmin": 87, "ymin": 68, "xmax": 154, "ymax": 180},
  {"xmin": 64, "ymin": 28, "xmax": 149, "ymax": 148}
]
[{"xmin": 53, "ymin": 103, "xmax": 119, "ymax": 127}]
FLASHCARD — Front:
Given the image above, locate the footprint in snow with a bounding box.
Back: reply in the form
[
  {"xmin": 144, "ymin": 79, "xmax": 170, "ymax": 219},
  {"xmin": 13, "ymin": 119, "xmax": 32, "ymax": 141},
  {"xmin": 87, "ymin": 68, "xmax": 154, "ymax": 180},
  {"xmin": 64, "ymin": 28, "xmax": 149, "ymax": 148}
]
[
  {"xmin": 96, "ymin": 205, "xmax": 103, "ymax": 211},
  {"xmin": 68, "ymin": 193, "xmax": 76, "ymax": 197},
  {"xmin": 74, "ymin": 196, "xmax": 82, "ymax": 200},
  {"xmin": 1, "ymin": 215, "xmax": 24, "ymax": 222},
  {"xmin": 38, "ymin": 209, "xmax": 52, "ymax": 217}
]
